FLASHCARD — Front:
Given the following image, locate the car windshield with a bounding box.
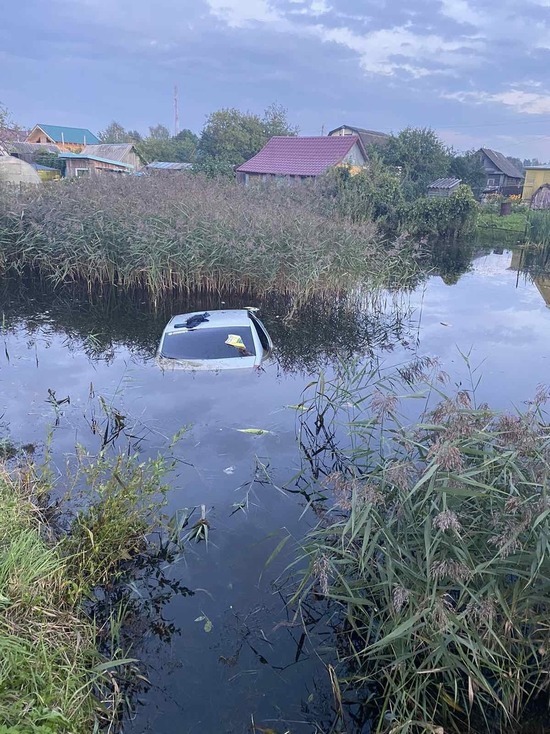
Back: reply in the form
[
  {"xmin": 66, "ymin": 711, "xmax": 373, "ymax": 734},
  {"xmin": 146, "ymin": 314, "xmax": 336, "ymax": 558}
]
[{"xmin": 161, "ymin": 326, "xmax": 256, "ymax": 360}]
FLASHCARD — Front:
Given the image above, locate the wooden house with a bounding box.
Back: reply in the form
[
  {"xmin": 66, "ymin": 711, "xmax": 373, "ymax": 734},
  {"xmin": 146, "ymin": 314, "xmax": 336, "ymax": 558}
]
[
  {"xmin": 26, "ymin": 124, "xmax": 100, "ymax": 152},
  {"xmin": 522, "ymin": 166, "xmax": 550, "ymax": 206},
  {"xmin": 60, "ymin": 152, "xmax": 133, "ymax": 178},
  {"xmin": 236, "ymin": 135, "xmax": 367, "ymax": 184},
  {"xmin": 427, "ymin": 178, "xmax": 462, "ymax": 198},
  {"xmin": 81, "ymin": 143, "xmax": 145, "ymax": 170},
  {"xmin": 328, "ymin": 125, "xmax": 389, "ymax": 151},
  {"xmin": 477, "ymin": 148, "xmax": 523, "ymax": 196}
]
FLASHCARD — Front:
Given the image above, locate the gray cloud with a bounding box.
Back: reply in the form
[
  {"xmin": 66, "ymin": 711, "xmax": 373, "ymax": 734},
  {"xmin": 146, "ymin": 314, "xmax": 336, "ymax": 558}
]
[{"xmin": 1, "ymin": 0, "xmax": 548, "ymax": 158}]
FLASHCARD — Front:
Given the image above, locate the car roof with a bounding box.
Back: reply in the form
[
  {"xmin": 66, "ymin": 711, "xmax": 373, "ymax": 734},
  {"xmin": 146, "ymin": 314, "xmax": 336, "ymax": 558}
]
[{"xmin": 167, "ymin": 309, "xmax": 253, "ymax": 329}]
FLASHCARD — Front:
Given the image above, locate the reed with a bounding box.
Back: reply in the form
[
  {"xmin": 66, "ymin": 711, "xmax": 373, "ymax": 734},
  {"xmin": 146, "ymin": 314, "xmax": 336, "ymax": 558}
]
[
  {"xmin": 0, "ymin": 176, "xmax": 418, "ymax": 301},
  {"xmin": 293, "ymin": 359, "xmax": 550, "ymax": 733}
]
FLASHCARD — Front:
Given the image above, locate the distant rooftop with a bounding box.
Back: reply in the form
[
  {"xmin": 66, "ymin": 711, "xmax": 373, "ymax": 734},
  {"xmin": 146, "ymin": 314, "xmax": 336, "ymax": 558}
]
[
  {"xmin": 146, "ymin": 161, "xmax": 192, "ymax": 170},
  {"xmin": 329, "ymin": 124, "xmax": 390, "ymax": 150},
  {"xmin": 59, "ymin": 152, "xmax": 133, "ymax": 168},
  {"xmin": 30, "ymin": 124, "xmax": 100, "ymax": 145},
  {"xmin": 237, "ymin": 136, "xmax": 363, "ymax": 177},
  {"xmin": 479, "ymin": 148, "xmax": 524, "ymax": 180},
  {"xmin": 428, "ymin": 177, "xmax": 462, "ymax": 189}
]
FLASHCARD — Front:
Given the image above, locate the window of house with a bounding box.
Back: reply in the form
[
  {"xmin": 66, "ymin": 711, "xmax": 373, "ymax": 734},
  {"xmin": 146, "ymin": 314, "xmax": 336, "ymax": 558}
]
[{"xmin": 75, "ymin": 168, "xmax": 90, "ymax": 177}]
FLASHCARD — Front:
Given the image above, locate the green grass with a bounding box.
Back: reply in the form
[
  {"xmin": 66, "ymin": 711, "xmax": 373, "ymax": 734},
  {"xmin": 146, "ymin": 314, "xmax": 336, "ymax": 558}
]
[
  {"xmin": 0, "ymin": 465, "xmax": 99, "ymax": 732},
  {"xmin": 0, "ymin": 176, "xmax": 419, "ymax": 303},
  {"xmin": 293, "ymin": 360, "xmax": 550, "ymax": 733},
  {"xmin": 477, "ymin": 208, "xmax": 528, "ymax": 233},
  {"xmin": 0, "ymin": 439, "xmax": 176, "ymax": 733}
]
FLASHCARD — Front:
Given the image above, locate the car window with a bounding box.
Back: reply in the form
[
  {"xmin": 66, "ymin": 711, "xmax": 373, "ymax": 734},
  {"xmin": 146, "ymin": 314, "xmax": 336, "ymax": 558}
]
[
  {"xmin": 249, "ymin": 314, "xmax": 271, "ymax": 351},
  {"xmin": 161, "ymin": 326, "xmax": 256, "ymax": 360}
]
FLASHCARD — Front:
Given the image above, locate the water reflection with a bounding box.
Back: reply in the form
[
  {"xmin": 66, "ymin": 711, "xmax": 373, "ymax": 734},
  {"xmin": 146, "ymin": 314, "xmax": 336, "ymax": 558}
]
[
  {"xmin": 0, "ymin": 280, "xmax": 419, "ymax": 373},
  {"xmin": 510, "ymin": 246, "xmax": 550, "ymax": 309}
]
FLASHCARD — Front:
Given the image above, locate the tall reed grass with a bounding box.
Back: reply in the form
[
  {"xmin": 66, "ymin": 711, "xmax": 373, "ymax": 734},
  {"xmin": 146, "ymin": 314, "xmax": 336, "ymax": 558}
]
[
  {"xmin": 293, "ymin": 360, "xmax": 550, "ymax": 733},
  {"xmin": 0, "ymin": 176, "xmax": 418, "ymax": 302}
]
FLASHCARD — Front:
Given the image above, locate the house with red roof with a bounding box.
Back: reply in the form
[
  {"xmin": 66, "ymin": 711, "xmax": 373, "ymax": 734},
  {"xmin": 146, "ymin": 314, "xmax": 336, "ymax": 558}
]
[{"xmin": 236, "ymin": 135, "xmax": 367, "ymax": 184}]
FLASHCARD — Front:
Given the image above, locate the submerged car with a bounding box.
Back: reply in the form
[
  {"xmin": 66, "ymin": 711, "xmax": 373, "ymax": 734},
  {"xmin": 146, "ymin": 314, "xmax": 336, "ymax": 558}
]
[{"xmin": 157, "ymin": 309, "xmax": 273, "ymax": 370}]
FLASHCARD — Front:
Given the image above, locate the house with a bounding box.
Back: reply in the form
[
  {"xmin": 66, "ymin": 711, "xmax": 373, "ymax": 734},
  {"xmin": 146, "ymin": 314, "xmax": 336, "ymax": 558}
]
[
  {"xmin": 60, "ymin": 152, "xmax": 133, "ymax": 177},
  {"xmin": 328, "ymin": 125, "xmax": 389, "ymax": 151},
  {"xmin": 427, "ymin": 178, "xmax": 462, "ymax": 198},
  {"xmin": 521, "ymin": 165, "xmax": 550, "ymax": 206},
  {"xmin": 81, "ymin": 143, "xmax": 144, "ymax": 170},
  {"xmin": 477, "ymin": 148, "xmax": 523, "ymax": 196},
  {"xmin": 26, "ymin": 124, "xmax": 100, "ymax": 151},
  {"xmin": 145, "ymin": 161, "xmax": 192, "ymax": 172},
  {"xmin": 236, "ymin": 135, "xmax": 367, "ymax": 184}
]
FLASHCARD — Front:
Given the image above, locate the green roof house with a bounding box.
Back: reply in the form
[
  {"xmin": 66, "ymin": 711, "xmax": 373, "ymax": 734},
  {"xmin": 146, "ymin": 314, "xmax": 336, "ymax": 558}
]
[{"xmin": 26, "ymin": 124, "xmax": 100, "ymax": 151}]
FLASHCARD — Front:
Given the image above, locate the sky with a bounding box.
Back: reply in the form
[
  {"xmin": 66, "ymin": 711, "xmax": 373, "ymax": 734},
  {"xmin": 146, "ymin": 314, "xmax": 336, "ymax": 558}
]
[{"xmin": 1, "ymin": 0, "xmax": 549, "ymax": 159}]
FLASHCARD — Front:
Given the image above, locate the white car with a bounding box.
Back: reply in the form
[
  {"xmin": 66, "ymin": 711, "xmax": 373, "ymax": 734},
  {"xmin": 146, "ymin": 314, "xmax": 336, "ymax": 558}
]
[{"xmin": 157, "ymin": 309, "xmax": 273, "ymax": 370}]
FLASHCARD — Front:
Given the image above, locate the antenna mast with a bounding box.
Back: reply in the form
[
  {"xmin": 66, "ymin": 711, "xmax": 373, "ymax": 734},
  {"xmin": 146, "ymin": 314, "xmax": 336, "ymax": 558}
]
[{"xmin": 174, "ymin": 84, "xmax": 179, "ymax": 136}]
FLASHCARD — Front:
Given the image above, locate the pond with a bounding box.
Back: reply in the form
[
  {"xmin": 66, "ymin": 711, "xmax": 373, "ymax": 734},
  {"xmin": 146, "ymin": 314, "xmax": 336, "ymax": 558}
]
[{"xmin": 1, "ymin": 242, "xmax": 550, "ymax": 733}]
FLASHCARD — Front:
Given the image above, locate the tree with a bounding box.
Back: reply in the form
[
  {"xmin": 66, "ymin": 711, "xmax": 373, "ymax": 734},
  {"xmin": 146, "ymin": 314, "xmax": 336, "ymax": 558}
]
[
  {"xmin": 449, "ymin": 150, "xmax": 486, "ymax": 197},
  {"xmin": 148, "ymin": 124, "xmax": 170, "ymax": 140},
  {"xmin": 98, "ymin": 121, "xmax": 131, "ymax": 144},
  {"xmin": 196, "ymin": 104, "xmax": 298, "ymax": 174},
  {"xmin": 376, "ymin": 127, "xmax": 451, "ymax": 201},
  {"xmin": 263, "ymin": 103, "xmax": 299, "ymax": 138},
  {"xmin": 136, "ymin": 128, "xmax": 198, "ymax": 164},
  {"xmin": 127, "ymin": 129, "xmax": 142, "ymax": 142},
  {"xmin": 507, "ymin": 156, "xmax": 524, "ymax": 174}
]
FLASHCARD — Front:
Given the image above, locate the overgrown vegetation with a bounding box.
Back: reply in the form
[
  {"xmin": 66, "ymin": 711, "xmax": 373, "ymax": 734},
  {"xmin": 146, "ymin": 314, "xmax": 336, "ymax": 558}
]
[
  {"xmin": 0, "ymin": 175, "xmax": 419, "ymax": 301},
  {"xmin": 294, "ymin": 360, "xmax": 550, "ymax": 733},
  {"xmin": 0, "ymin": 433, "xmax": 179, "ymax": 732},
  {"xmin": 403, "ymin": 185, "xmax": 478, "ymax": 240}
]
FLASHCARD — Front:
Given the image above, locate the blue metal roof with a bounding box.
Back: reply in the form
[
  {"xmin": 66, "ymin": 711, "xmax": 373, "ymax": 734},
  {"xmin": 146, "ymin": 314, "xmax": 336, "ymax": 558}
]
[
  {"xmin": 36, "ymin": 124, "xmax": 100, "ymax": 145},
  {"xmin": 59, "ymin": 152, "xmax": 133, "ymax": 169}
]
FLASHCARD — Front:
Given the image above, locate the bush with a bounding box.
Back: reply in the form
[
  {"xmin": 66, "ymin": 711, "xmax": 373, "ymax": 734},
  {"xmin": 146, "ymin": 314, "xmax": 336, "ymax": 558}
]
[
  {"xmin": 318, "ymin": 160, "xmax": 404, "ymax": 232},
  {"xmin": 403, "ymin": 185, "xmax": 478, "ymax": 240},
  {"xmin": 294, "ymin": 362, "xmax": 550, "ymax": 733}
]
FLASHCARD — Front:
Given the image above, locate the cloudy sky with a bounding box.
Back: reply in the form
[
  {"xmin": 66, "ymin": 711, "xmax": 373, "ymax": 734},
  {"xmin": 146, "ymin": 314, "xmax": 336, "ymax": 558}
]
[{"xmin": 2, "ymin": 0, "xmax": 549, "ymax": 159}]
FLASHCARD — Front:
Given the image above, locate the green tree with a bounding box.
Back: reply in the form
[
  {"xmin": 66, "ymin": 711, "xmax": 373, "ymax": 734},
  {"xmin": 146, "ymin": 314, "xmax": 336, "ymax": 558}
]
[
  {"xmin": 404, "ymin": 184, "xmax": 478, "ymax": 240},
  {"xmin": 148, "ymin": 124, "xmax": 170, "ymax": 140},
  {"xmin": 196, "ymin": 104, "xmax": 298, "ymax": 174},
  {"xmin": 376, "ymin": 127, "xmax": 451, "ymax": 201},
  {"xmin": 262, "ymin": 102, "xmax": 299, "ymax": 138},
  {"xmin": 136, "ymin": 128, "xmax": 198, "ymax": 164},
  {"xmin": 127, "ymin": 129, "xmax": 142, "ymax": 142},
  {"xmin": 98, "ymin": 121, "xmax": 131, "ymax": 143},
  {"xmin": 449, "ymin": 150, "xmax": 486, "ymax": 197}
]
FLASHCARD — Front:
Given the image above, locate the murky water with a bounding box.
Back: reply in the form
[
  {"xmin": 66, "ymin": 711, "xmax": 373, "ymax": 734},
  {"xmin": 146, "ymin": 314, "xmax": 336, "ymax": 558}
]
[{"xmin": 1, "ymin": 243, "xmax": 550, "ymax": 733}]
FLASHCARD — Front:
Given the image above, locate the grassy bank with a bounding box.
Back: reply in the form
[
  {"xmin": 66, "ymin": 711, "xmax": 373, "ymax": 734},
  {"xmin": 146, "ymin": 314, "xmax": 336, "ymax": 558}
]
[
  {"xmin": 0, "ymin": 464, "xmax": 101, "ymax": 731},
  {"xmin": 0, "ymin": 442, "xmax": 176, "ymax": 733},
  {"xmin": 0, "ymin": 176, "xmax": 418, "ymax": 302},
  {"xmin": 294, "ymin": 361, "xmax": 550, "ymax": 733}
]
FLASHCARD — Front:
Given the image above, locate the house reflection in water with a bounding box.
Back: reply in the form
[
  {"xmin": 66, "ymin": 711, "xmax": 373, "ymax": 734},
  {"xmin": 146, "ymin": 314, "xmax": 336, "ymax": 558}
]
[{"xmin": 510, "ymin": 248, "xmax": 550, "ymax": 308}]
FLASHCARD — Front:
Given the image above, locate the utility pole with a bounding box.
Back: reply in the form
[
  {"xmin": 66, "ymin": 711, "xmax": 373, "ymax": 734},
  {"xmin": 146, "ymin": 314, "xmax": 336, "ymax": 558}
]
[
  {"xmin": 321, "ymin": 124, "xmax": 325, "ymax": 136},
  {"xmin": 174, "ymin": 84, "xmax": 179, "ymax": 137}
]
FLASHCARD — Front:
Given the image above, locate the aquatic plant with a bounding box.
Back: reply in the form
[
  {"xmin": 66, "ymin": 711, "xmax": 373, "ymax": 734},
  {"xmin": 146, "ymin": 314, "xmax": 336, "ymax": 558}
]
[
  {"xmin": 0, "ymin": 176, "xmax": 419, "ymax": 303},
  {"xmin": 293, "ymin": 360, "xmax": 550, "ymax": 733}
]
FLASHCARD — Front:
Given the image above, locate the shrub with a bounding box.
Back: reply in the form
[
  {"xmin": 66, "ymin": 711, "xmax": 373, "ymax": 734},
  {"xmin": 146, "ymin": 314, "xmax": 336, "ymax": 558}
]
[{"xmin": 403, "ymin": 185, "xmax": 478, "ymax": 240}]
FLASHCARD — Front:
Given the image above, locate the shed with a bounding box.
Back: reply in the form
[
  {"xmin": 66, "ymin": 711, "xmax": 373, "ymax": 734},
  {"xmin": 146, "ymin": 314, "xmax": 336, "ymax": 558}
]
[
  {"xmin": 7, "ymin": 141, "xmax": 61, "ymax": 163},
  {"xmin": 32, "ymin": 163, "xmax": 61, "ymax": 182},
  {"xmin": 531, "ymin": 184, "xmax": 550, "ymax": 210},
  {"xmin": 60, "ymin": 153, "xmax": 133, "ymax": 178},
  {"xmin": 81, "ymin": 143, "xmax": 144, "ymax": 170},
  {"xmin": 236, "ymin": 135, "xmax": 367, "ymax": 184},
  {"xmin": 0, "ymin": 155, "xmax": 41, "ymax": 186},
  {"xmin": 522, "ymin": 166, "xmax": 550, "ymax": 204},
  {"xmin": 427, "ymin": 178, "xmax": 462, "ymax": 198}
]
